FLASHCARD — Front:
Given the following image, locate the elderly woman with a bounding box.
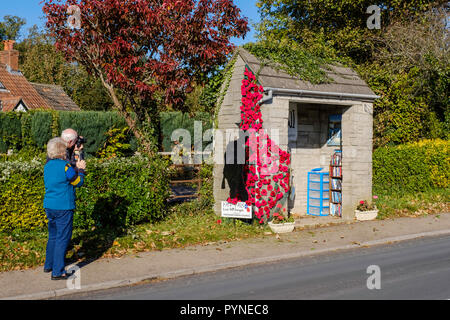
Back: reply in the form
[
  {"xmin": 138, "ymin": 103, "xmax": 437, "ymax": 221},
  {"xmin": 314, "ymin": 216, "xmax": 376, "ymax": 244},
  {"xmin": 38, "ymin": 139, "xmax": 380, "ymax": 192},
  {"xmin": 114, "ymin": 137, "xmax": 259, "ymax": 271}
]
[{"xmin": 43, "ymin": 137, "xmax": 86, "ymax": 280}]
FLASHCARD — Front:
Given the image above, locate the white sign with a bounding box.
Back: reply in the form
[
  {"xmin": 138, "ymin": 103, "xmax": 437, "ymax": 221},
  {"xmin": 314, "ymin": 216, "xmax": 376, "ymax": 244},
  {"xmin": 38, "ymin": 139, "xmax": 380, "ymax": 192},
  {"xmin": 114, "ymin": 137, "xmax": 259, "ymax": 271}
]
[{"xmin": 221, "ymin": 201, "xmax": 252, "ymax": 219}]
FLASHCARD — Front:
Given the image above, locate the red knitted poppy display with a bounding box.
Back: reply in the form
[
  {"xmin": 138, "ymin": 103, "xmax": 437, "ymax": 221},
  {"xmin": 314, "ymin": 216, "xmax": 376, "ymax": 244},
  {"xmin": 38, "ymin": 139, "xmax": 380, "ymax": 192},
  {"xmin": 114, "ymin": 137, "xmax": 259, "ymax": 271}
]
[{"xmin": 227, "ymin": 68, "xmax": 291, "ymax": 224}]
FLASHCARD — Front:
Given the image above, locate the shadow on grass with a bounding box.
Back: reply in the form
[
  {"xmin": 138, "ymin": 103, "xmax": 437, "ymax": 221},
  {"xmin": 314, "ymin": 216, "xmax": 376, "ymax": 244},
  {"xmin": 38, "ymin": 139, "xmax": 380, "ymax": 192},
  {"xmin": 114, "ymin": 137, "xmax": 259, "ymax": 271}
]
[{"xmin": 67, "ymin": 195, "xmax": 130, "ymax": 269}]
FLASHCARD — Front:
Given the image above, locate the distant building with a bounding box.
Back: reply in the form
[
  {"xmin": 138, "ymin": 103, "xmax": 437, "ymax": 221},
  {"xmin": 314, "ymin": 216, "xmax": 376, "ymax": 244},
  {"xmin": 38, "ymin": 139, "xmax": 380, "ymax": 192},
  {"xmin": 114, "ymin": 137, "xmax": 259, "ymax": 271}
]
[
  {"xmin": 32, "ymin": 83, "xmax": 80, "ymax": 111},
  {"xmin": 0, "ymin": 40, "xmax": 80, "ymax": 112}
]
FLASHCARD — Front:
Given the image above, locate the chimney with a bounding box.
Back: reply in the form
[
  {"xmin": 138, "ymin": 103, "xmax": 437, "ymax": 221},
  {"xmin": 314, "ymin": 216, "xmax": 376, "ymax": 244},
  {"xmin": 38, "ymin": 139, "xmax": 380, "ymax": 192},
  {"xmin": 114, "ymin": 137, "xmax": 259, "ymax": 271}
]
[{"xmin": 1, "ymin": 40, "xmax": 19, "ymax": 71}]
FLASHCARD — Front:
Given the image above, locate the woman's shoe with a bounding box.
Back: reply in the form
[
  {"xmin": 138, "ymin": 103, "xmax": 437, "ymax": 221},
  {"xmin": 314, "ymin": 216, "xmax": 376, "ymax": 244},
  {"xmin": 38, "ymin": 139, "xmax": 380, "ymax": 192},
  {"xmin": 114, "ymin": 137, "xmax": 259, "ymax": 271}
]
[
  {"xmin": 51, "ymin": 271, "xmax": 74, "ymax": 280},
  {"xmin": 44, "ymin": 268, "xmax": 52, "ymax": 273}
]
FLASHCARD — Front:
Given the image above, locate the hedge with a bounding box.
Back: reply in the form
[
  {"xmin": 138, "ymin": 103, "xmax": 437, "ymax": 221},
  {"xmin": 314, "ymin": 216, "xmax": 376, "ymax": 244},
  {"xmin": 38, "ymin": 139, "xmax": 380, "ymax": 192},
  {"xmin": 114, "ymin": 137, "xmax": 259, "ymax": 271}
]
[
  {"xmin": 1, "ymin": 111, "xmax": 213, "ymax": 155},
  {"xmin": 373, "ymin": 139, "xmax": 449, "ymax": 194},
  {"xmin": 160, "ymin": 112, "xmax": 213, "ymax": 152},
  {"xmin": 0, "ymin": 156, "xmax": 171, "ymax": 233},
  {"xmin": 0, "ymin": 112, "xmax": 23, "ymax": 152},
  {"xmin": 58, "ymin": 111, "xmax": 129, "ymax": 155}
]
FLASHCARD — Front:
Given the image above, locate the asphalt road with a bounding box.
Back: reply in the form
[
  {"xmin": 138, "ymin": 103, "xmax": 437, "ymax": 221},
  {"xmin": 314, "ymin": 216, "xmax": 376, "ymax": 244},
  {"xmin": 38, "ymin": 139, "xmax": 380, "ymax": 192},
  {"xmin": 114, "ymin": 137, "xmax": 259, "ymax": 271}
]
[{"xmin": 57, "ymin": 234, "xmax": 450, "ymax": 300}]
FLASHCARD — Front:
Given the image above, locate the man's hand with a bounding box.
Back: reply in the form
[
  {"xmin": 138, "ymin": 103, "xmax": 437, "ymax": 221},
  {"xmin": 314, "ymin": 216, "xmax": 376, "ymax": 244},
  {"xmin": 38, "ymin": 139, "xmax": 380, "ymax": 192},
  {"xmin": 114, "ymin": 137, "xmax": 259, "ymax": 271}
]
[{"xmin": 76, "ymin": 159, "xmax": 86, "ymax": 170}]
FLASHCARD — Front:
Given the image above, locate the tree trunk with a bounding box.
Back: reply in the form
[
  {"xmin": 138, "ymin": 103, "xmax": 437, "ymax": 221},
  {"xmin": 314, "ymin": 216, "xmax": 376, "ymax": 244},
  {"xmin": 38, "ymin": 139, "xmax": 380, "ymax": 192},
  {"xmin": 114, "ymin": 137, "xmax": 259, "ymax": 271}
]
[{"xmin": 98, "ymin": 74, "xmax": 155, "ymax": 155}]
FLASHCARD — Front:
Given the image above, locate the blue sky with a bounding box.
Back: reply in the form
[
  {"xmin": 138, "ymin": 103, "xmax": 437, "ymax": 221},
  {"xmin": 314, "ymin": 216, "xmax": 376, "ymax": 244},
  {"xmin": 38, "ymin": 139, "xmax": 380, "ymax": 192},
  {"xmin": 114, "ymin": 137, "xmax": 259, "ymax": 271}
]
[{"xmin": 1, "ymin": 0, "xmax": 260, "ymax": 45}]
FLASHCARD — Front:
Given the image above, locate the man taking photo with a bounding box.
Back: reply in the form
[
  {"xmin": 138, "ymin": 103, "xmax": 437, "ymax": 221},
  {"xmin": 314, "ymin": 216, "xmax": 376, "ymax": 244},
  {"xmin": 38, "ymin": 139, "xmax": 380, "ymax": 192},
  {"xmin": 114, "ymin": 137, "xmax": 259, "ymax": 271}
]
[{"xmin": 61, "ymin": 128, "xmax": 86, "ymax": 167}]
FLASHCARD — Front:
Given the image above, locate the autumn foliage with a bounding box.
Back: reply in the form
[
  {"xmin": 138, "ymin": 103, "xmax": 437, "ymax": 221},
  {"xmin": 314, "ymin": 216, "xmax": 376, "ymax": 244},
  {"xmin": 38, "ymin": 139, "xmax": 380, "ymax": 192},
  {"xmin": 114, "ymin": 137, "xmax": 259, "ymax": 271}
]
[{"xmin": 42, "ymin": 0, "xmax": 248, "ymax": 151}]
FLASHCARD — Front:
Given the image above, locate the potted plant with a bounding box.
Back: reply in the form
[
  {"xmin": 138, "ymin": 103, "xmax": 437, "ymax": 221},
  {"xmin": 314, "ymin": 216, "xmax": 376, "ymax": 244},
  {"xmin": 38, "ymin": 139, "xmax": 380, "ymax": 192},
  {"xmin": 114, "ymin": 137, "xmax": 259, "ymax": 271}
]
[
  {"xmin": 268, "ymin": 212, "xmax": 296, "ymax": 233},
  {"xmin": 355, "ymin": 196, "xmax": 379, "ymax": 221}
]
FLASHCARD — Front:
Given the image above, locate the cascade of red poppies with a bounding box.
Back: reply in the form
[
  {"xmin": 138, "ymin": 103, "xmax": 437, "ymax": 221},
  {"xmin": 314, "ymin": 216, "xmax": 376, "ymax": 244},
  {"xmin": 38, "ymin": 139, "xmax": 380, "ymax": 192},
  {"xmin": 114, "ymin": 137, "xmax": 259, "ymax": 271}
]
[{"xmin": 227, "ymin": 68, "xmax": 291, "ymax": 224}]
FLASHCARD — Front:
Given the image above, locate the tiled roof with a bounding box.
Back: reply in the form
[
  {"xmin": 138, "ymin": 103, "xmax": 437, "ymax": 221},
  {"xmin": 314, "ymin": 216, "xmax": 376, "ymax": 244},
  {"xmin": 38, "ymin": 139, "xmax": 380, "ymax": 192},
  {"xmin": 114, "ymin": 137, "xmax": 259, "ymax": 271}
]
[
  {"xmin": 31, "ymin": 83, "xmax": 80, "ymax": 111},
  {"xmin": 238, "ymin": 47, "xmax": 377, "ymax": 97},
  {"xmin": 0, "ymin": 63, "xmax": 51, "ymax": 110},
  {"xmin": 0, "ymin": 96, "xmax": 23, "ymax": 112}
]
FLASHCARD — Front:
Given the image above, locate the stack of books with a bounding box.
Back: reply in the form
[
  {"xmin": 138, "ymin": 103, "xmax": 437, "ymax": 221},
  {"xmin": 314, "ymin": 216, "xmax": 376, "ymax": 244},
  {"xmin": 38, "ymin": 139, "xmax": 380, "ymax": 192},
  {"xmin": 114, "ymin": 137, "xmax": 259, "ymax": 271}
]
[
  {"xmin": 330, "ymin": 153, "xmax": 342, "ymax": 166},
  {"xmin": 330, "ymin": 203, "xmax": 342, "ymax": 216},
  {"xmin": 331, "ymin": 191, "xmax": 342, "ymax": 203},
  {"xmin": 331, "ymin": 166, "xmax": 342, "ymax": 177},
  {"xmin": 330, "ymin": 150, "xmax": 343, "ymax": 217},
  {"xmin": 331, "ymin": 178, "xmax": 342, "ymax": 190}
]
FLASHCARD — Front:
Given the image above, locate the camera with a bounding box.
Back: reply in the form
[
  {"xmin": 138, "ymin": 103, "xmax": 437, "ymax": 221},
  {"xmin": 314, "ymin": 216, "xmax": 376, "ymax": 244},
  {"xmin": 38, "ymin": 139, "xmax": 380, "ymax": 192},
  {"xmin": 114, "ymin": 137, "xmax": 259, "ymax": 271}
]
[
  {"xmin": 74, "ymin": 136, "xmax": 87, "ymax": 161},
  {"xmin": 76, "ymin": 136, "xmax": 87, "ymax": 148}
]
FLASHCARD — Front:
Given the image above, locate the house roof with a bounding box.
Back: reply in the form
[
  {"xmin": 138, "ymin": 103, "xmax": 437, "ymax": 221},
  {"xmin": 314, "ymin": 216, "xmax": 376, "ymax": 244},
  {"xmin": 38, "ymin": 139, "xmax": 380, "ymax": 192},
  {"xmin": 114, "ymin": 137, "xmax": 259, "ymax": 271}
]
[
  {"xmin": 31, "ymin": 83, "xmax": 81, "ymax": 111},
  {"xmin": 0, "ymin": 96, "xmax": 25, "ymax": 112},
  {"xmin": 238, "ymin": 47, "xmax": 377, "ymax": 100},
  {"xmin": 0, "ymin": 63, "xmax": 52, "ymax": 110}
]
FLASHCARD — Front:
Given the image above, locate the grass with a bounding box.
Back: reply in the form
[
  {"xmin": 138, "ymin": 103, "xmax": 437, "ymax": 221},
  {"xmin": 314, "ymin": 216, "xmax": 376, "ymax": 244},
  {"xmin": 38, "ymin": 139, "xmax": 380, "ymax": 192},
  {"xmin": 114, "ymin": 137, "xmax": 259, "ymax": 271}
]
[
  {"xmin": 0, "ymin": 202, "xmax": 269, "ymax": 272},
  {"xmin": 1, "ymin": 189, "xmax": 448, "ymax": 272},
  {"xmin": 375, "ymin": 188, "xmax": 450, "ymax": 219}
]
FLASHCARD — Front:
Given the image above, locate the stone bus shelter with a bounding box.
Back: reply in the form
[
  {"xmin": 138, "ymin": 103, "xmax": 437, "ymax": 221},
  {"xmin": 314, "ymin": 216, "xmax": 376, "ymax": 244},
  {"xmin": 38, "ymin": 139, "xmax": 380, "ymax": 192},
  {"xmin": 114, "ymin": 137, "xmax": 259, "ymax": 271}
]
[{"xmin": 213, "ymin": 48, "xmax": 379, "ymax": 220}]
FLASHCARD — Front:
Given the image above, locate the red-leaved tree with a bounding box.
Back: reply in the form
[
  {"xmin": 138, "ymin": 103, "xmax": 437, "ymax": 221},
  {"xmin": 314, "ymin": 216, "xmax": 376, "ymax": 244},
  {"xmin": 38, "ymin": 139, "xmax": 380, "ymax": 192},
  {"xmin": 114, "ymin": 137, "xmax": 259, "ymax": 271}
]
[{"xmin": 42, "ymin": 0, "xmax": 248, "ymax": 153}]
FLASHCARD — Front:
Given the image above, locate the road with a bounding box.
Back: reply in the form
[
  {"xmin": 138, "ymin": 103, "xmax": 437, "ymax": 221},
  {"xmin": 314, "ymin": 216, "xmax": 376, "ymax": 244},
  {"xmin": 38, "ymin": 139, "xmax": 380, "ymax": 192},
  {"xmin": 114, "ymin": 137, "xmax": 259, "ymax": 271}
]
[{"xmin": 56, "ymin": 234, "xmax": 450, "ymax": 300}]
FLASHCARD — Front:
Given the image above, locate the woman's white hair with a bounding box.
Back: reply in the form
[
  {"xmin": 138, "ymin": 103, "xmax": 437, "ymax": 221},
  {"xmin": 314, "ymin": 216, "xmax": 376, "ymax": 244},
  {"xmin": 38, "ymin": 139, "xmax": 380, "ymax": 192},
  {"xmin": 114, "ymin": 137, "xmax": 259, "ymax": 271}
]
[{"xmin": 47, "ymin": 137, "xmax": 67, "ymax": 159}]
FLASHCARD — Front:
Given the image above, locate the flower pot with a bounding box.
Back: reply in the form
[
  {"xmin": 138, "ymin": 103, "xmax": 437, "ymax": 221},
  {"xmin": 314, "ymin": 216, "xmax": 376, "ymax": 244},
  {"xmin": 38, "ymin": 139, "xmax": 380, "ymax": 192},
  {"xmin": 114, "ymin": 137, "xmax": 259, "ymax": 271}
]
[
  {"xmin": 355, "ymin": 209, "xmax": 378, "ymax": 221},
  {"xmin": 268, "ymin": 221, "xmax": 295, "ymax": 233}
]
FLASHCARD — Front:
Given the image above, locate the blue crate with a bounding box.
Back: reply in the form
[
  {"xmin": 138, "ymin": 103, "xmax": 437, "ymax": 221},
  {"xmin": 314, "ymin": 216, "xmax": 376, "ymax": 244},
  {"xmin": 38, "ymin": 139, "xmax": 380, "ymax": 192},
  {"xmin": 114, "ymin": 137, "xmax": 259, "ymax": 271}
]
[{"xmin": 307, "ymin": 168, "xmax": 329, "ymax": 216}]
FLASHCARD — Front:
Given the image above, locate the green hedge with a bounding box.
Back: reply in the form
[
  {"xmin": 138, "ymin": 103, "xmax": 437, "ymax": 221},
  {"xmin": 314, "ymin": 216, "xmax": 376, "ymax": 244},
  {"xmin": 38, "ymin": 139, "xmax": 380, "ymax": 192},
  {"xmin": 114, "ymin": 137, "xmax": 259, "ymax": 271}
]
[
  {"xmin": 0, "ymin": 111, "xmax": 130, "ymax": 156},
  {"xmin": 0, "ymin": 112, "xmax": 23, "ymax": 153},
  {"xmin": 58, "ymin": 111, "xmax": 129, "ymax": 155},
  {"xmin": 1, "ymin": 111, "xmax": 213, "ymax": 155},
  {"xmin": 0, "ymin": 156, "xmax": 171, "ymax": 233},
  {"xmin": 160, "ymin": 112, "xmax": 213, "ymax": 152},
  {"xmin": 373, "ymin": 139, "xmax": 449, "ymax": 194}
]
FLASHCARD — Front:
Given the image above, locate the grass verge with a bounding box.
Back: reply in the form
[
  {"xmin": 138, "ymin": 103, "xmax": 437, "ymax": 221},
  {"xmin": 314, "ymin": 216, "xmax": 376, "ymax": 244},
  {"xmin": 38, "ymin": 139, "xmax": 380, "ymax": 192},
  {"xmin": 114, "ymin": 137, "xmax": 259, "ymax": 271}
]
[
  {"xmin": 0, "ymin": 203, "xmax": 269, "ymax": 272},
  {"xmin": 1, "ymin": 189, "xmax": 448, "ymax": 272},
  {"xmin": 375, "ymin": 188, "xmax": 449, "ymax": 219}
]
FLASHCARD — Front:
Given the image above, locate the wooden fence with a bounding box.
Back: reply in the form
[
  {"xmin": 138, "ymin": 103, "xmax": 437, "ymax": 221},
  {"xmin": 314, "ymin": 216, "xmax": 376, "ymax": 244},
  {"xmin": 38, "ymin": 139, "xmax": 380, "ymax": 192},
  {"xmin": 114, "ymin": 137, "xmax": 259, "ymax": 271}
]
[{"xmin": 158, "ymin": 152, "xmax": 210, "ymax": 201}]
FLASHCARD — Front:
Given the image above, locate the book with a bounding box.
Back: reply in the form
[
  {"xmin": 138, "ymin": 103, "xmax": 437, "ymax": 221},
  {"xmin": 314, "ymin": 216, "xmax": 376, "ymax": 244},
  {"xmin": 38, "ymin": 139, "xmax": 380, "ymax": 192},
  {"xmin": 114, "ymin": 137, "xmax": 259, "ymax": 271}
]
[
  {"xmin": 331, "ymin": 178, "xmax": 342, "ymax": 190},
  {"xmin": 331, "ymin": 191, "xmax": 342, "ymax": 203},
  {"xmin": 331, "ymin": 166, "xmax": 342, "ymax": 177},
  {"xmin": 330, "ymin": 153, "xmax": 342, "ymax": 166},
  {"xmin": 330, "ymin": 203, "xmax": 342, "ymax": 216}
]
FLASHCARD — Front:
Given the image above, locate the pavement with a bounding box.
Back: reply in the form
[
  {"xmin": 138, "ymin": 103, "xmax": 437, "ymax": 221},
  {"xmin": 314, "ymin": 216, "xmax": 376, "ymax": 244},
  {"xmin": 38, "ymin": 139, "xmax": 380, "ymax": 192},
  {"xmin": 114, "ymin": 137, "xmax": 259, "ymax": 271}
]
[{"xmin": 1, "ymin": 212, "xmax": 450, "ymax": 300}]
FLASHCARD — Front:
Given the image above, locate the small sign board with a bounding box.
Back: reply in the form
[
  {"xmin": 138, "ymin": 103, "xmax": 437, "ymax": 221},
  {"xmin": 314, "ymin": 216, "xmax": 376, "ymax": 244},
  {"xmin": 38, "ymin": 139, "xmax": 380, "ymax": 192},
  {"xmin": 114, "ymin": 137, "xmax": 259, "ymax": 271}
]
[{"xmin": 221, "ymin": 201, "xmax": 252, "ymax": 219}]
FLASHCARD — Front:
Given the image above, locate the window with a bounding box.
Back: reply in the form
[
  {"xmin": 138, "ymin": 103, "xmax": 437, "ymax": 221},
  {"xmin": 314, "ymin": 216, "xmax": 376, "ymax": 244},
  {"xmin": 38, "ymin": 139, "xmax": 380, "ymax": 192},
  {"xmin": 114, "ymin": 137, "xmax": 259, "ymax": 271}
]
[
  {"xmin": 288, "ymin": 104, "xmax": 298, "ymax": 142},
  {"xmin": 0, "ymin": 81, "xmax": 6, "ymax": 90},
  {"xmin": 327, "ymin": 114, "xmax": 342, "ymax": 146}
]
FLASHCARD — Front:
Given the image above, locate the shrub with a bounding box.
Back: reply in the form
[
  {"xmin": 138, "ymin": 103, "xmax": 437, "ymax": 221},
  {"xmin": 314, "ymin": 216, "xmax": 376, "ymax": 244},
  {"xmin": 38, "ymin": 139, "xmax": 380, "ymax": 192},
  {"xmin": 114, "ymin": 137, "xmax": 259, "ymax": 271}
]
[
  {"xmin": 58, "ymin": 111, "xmax": 128, "ymax": 156},
  {"xmin": 0, "ymin": 156, "xmax": 171, "ymax": 233},
  {"xmin": 0, "ymin": 159, "xmax": 46, "ymax": 232},
  {"xmin": 75, "ymin": 156, "xmax": 171, "ymax": 229},
  {"xmin": 0, "ymin": 112, "xmax": 22, "ymax": 153},
  {"xmin": 0, "ymin": 111, "xmax": 213, "ymax": 156},
  {"xmin": 373, "ymin": 139, "xmax": 449, "ymax": 194},
  {"xmin": 96, "ymin": 127, "xmax": 135, "ymax": 159},
  {"xmin": 160, "ymin": 112, "xmax": 213, "ymax": 152},
  {"xmin": 31, "ymin": 112, "xmax": 53, "ymax": 148}
]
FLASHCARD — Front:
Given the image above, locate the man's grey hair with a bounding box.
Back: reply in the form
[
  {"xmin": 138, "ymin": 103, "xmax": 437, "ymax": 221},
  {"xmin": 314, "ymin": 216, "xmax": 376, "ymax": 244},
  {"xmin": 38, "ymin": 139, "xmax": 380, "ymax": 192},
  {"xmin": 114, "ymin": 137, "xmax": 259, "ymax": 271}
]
[
  {"xmin": 61, "ymin": 129, "xmax": 78, "ymax": 144},
  {"xmin": 47, "ymin": 137, "xmax": 67, "ymax": 159}
]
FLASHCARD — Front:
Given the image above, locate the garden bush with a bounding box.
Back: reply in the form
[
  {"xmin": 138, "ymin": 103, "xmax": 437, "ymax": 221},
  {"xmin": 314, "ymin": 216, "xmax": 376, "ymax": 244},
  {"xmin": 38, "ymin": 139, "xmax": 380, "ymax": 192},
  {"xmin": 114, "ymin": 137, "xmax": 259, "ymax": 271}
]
[
  {"xmin": 0, "ymin": 156, "xmax": 171, "ymax": 233},
  {"xmin": 58, "ymin": 111, "xmax": 129, "ymax": 156},
  {"xmin": 160, "ymin": 112, "xmax": 213, "ymax": 152},
  {"xmin": 75, "ymin": 155, "xmax": 171, "ymax": 229},
  {"xmin": 373, "ymin": 139, "xmax": 449, "ymax": 194},
  {"xmin": 30, "ymin": 112, "xmax": 53, "ymax": 148},
  {"xmin": 1, "ymin": 111, "xmax": 212, "ymax": 156},
  {"xmin": 0, "ymin": 159, "xmax": 46, "ymax": 232},
  {"xmin": 0, "ymin": 112, "xmax": 22, "ymax": 153}
]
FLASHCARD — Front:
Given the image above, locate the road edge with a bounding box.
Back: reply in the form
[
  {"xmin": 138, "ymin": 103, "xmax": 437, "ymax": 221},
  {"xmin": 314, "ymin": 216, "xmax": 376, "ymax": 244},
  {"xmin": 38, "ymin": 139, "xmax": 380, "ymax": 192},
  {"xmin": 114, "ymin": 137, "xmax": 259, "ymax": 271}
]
[{"xmin": 4, "ymin": 228, "xmax": 450, "ymax": 300}]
